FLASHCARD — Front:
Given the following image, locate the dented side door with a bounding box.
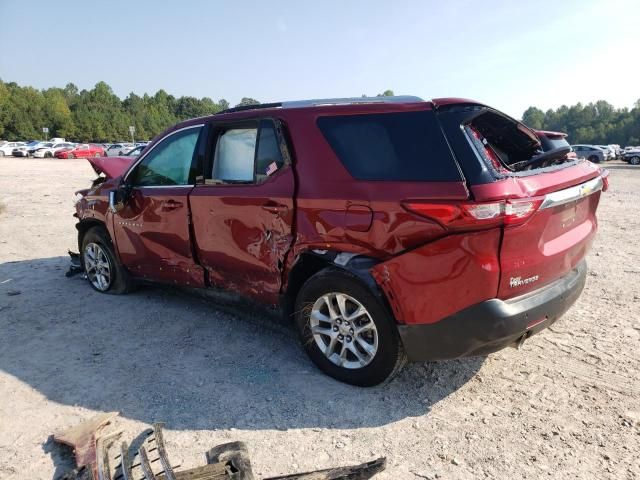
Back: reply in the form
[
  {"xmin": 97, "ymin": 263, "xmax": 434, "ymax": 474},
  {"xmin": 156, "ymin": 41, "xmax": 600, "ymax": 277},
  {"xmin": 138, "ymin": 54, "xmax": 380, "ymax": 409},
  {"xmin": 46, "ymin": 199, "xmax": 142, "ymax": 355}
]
[{"xmin": 189, "ymin": 119, "xmax": 295, "ymax": 304}]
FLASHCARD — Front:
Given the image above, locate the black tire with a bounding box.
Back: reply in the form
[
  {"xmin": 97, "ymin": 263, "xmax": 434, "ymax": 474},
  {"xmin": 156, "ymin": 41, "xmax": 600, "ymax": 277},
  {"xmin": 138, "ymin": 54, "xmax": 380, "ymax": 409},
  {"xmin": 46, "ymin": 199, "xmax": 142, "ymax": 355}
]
[
  {"xmin": 68, "ymin": 153, "xmax": 75, "ymax": 159},
  {"xmin": 588, "ymin": 155, "xmax": 600, "ymax": 163},
  {"xmin": 630, "ymin": 156, "xmax": 640, "ymax": 166},
  {"xmin": 45, "ymin": 151, "xmax": 53, "ymax": 158},
  {"xmin": 294, "ymin": 268, "xmax": 406, "ymax": 387},
  {"xmin": 81, "ymin": 226, "xmax": 135, "ymax": 294}
]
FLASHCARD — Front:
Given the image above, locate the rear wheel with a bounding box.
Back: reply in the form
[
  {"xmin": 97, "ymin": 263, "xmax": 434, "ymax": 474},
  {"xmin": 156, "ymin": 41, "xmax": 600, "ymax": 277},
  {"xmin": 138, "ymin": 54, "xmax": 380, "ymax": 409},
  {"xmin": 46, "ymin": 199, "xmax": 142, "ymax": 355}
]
[
  {"xmin": 81, "ymin": 226, "xmax": 134, "ymax": 294},
  {"xmin": 294, "ymin": 268, "xmax": 406, "ymax": 386},
  {"xmin": 68, "ymin": 153, "xmax": 75, "ymax": 159},
  {"xmin": 94, "ymin": 152, "xmax": 101, "ymax": 157},
  {"xmin": 588, "ymin": 155, "xmax": 599, "ymax": 163},
  {"xmin": 630, "ymin": 156, "xmax": 640, "ymax": 165}
]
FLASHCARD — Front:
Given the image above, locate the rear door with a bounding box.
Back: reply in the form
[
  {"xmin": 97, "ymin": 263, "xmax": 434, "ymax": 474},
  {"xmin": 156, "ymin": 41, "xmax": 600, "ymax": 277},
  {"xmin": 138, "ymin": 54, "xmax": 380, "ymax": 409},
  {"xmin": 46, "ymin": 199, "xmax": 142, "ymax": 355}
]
[
  {"xmin": 189, "ymin": 118, "xmax": 295, "ymax": 304},
  {"xmin": 113, "ymin": 124, "xmax": 206, "ymax": 287}
]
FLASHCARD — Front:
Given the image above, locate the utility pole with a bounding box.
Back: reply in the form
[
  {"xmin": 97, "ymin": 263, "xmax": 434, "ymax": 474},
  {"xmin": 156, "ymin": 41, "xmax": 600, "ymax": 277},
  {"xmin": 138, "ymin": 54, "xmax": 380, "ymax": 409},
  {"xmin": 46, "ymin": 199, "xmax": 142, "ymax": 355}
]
[{"xmin": 129, "ymin": 125, "xmax": 135, "ymax": 144}]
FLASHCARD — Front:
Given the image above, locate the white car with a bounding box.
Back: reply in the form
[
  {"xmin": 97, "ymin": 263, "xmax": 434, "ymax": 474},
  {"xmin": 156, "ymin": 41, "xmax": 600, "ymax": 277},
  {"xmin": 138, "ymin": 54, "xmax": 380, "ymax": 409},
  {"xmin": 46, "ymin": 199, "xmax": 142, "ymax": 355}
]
[
  {"xmin": 0, "ymin": 142, "xmax": 26, "ymax": 156},
  {"xmin": 33, "ymin": 142, "xmax": 76, "ymax": 158},
  {"xmin": 105, "ymin": 143, "xmax": 135, "ymax": 156},
  {"xmin": 596, "ymin": 145, "xmax": 615, "ymax": 160},
  {"xmin": 12, "ymin": 141, "xmax": 54, "ymax": 157}
]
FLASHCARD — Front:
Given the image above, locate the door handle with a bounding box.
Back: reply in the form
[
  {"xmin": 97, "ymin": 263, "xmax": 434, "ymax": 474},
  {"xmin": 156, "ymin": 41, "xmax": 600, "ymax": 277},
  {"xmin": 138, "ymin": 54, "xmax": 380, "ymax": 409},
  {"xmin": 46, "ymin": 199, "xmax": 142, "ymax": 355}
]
[
  {"xmin": 261, "ymin": 203, "xmax": 288, "ymax": 215},
  {"xmin": 162, "ymin": 200, "xmax": 183, "ymax": 210}
]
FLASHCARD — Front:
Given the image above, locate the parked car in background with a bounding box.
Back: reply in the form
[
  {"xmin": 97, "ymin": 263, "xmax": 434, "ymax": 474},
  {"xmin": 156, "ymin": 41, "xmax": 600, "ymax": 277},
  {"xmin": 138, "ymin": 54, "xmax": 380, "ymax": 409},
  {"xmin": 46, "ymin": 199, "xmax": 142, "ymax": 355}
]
[
  {"xmin": 122, "ymin": 145, "xmax": 146, "ymax": 157},
  {"xmin": 596, "ymin": 145, "xmax": 615, "ymax": 160},
  {"xmin": 105, "ymin": 143, "xmax": 135, "ymax": 156},
  {"xmin": 34, "ymin": 142, "xmax": 76, "ymax": 158},
  {"xmin": 609, "ymin": 144, "xmax": 621, "ymax": 159},
  {"xmin": 572, "ymin": 145, "xmax": 607, "ymax": 163},
  {"xmin": 0, "ymin": 141, "xmax": 26, "ymax": 156},
  {"xmin": 12, "ymin": 140, "xmax": 49, "ymax": 157},
  {"xmin": 622, "ymin": 147, "xmax": 640, "ymax": 165},
  {"xmin": 73, "ymin": 96, "xmax": 607, "ymax": 386},
  {"xmin": 534, "ymin": 130, "xmax": 577, "ymax": 159},
  {"xmin": 55, "ymin": 144, "xmax": 105, "ymax": 159}
]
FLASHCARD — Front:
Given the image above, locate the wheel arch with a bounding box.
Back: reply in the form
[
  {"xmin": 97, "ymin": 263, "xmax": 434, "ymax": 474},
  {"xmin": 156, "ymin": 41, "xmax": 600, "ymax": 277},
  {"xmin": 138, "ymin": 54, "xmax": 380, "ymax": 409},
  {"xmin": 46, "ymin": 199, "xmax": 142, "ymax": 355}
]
[
  {"xmin": 76, "ymin": 218, "xmax": 109, "ymax": 254},
  {"xmin": 282, "ymin": 250, "xmax": 395, "ymax": 322}
]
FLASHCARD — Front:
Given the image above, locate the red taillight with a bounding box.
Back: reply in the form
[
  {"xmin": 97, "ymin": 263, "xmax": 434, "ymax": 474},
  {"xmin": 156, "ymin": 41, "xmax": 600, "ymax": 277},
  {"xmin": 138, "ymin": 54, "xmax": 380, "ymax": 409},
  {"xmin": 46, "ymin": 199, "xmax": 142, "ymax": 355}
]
[{"xmin": 402, "ymin": 198, "xmax": 543, "ymax": 229}]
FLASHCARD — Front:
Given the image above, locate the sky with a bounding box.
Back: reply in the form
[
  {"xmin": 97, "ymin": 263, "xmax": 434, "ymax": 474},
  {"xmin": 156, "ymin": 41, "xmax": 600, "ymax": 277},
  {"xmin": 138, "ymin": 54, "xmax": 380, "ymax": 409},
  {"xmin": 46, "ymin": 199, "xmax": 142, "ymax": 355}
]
[{"xmin": 1, "ymin": 0, "xmax": 639, "ymax": 118}]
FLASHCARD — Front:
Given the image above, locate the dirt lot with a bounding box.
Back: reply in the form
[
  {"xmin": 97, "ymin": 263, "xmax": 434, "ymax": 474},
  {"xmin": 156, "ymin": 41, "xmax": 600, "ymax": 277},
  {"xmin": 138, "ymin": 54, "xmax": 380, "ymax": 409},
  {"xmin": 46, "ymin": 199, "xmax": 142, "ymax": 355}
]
[{"xmin": 0, "ymin": 157, "xmax": 638, "ymax": 480}]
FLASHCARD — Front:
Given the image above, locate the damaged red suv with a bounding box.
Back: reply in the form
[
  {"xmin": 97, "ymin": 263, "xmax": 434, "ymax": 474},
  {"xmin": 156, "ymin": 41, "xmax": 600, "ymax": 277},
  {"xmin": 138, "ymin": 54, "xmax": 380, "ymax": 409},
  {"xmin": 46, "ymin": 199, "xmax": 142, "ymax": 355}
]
[{"xmin": 74, "ymin": 96, "xmax": 607, "ymax": 386}]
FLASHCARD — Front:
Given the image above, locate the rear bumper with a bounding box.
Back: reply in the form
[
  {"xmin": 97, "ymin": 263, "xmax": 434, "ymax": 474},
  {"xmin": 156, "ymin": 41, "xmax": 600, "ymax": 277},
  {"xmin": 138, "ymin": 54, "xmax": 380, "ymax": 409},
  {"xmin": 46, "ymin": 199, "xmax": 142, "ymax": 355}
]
[{"xmin": 398, "ymin": 261, "xmax": 587, "ymax": 361}]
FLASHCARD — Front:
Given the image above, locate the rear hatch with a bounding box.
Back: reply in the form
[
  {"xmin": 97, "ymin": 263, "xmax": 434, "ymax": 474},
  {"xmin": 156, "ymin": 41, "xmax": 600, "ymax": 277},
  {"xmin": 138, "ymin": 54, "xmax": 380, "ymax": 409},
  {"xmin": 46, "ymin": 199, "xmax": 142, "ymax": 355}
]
[{"xmin": 435, "ymin": 101, "xmax": 606, "ymax": 299}]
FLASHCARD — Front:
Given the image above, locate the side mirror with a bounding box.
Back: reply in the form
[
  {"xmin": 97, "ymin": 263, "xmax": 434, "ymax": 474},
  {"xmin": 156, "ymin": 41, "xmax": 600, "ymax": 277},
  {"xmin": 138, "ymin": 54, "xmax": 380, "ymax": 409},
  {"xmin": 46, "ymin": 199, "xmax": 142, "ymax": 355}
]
[{"xmin": 108, "ymin": 188, "xmax": 126, "ymax": 213}]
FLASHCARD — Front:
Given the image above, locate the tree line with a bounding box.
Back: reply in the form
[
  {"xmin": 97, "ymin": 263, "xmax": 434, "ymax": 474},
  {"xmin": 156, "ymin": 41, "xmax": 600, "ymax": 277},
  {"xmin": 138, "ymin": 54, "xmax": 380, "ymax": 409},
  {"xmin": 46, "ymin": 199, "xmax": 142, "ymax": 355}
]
[
  {"xmin": 1, "ymin": 78, "xmax": 638, "ymax": 145},
  {"xmin": 0, "ymin": 79, "xmax": 260, "ymax": 142},
  {"xmin": 522, "ymin": 100, "xmax": 640, "ymax": 146}
]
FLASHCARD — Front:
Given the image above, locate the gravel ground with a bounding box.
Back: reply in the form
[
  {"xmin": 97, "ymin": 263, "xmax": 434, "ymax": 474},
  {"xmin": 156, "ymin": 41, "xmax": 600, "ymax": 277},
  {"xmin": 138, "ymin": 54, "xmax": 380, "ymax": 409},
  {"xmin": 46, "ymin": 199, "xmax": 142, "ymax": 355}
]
[{"xmin": 0, "ymin": 157, "xmax": 638, "ymax": 480}]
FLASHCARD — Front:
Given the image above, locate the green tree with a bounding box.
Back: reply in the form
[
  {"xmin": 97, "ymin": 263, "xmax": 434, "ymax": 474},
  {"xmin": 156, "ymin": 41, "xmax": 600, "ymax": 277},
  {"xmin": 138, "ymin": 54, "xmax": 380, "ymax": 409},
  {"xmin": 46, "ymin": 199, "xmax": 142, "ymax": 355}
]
[
  {"xmin": 522, "ymin": 107, "xmax": 545, "ymax": 129},
  {"xmin": 235, "ymin": 97, "xmax": 260, "ymax": 107}
]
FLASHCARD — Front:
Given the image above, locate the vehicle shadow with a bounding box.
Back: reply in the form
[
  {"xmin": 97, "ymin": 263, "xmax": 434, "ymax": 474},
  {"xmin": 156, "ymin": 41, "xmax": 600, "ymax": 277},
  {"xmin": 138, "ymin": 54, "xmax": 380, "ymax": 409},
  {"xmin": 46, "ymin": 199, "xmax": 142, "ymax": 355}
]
[{"xmin": 0, "ymin": 256, "xmax": 484, "ymax": 434}]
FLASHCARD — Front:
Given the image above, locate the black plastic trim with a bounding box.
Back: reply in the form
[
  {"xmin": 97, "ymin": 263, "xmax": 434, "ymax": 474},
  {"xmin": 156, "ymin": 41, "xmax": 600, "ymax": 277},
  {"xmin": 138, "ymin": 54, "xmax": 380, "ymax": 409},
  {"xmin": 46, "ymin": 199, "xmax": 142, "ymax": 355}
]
[{"xmin": 398, "ymin": 261, "xmax": 587, "ymax": 361}]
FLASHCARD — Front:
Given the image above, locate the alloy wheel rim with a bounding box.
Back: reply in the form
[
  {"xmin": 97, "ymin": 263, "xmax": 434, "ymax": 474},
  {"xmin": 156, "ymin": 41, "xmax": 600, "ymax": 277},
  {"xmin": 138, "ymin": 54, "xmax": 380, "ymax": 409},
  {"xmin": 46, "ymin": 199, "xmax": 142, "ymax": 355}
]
[
  {"xmin": 309, "ymin": 292, "xmax": 378, "ymax": 369},
  {"xmin": 84, "ymin": 242, "xmax": 111, "ymax": 291}
]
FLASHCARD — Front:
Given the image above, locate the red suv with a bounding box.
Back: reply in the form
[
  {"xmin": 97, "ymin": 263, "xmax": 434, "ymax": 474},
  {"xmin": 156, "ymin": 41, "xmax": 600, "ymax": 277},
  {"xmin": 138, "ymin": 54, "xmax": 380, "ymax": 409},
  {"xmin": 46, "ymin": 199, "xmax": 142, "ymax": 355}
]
[{"xmin": 73, "ymin": 96, "xmax": 607, "ymax": 386}]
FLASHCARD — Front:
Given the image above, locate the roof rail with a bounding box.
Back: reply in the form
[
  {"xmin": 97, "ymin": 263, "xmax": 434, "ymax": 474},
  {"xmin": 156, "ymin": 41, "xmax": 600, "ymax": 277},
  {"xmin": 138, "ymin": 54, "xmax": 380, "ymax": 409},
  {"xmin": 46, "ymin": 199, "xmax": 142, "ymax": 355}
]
[
  {"xmin": 216, "ymin": 96, "xmax": 425, "ymax": 115},
  {"xmin": 217, "ymin": 102, "xmax": 282, "ymax": 115},
  {"xmin": 282, "ymin": 95, "xmax": 425, "ymax": 109}
]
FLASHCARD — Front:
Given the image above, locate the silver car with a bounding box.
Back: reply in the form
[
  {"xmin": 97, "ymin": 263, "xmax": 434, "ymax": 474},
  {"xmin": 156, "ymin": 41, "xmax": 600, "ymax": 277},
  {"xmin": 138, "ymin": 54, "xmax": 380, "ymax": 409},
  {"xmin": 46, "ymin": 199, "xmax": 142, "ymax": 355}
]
[{"xmin": 572, "ymin": 145, "xmax": 607, "ymax": 163}]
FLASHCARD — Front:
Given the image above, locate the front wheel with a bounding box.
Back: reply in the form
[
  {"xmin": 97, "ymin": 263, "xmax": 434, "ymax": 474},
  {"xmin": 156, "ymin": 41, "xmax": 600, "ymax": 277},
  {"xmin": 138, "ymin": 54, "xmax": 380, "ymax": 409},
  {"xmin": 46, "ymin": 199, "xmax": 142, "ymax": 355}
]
[
  {"xmin": 294, "ymin": 268, "xmax": 406, "ymax": 387},
  {"xmin": 588, "ymin": 155, "xmax": 600, "ymax": 163},
  {"xmin": 45, "ymin": 151, "xmax": 53, "ymax": 158},
  {"xmin": 630, "ymin": 156, "xmax": 640, "ymax": 165},
  {"xmin": 81, "ymin": 226, "xmax": 134, "ymax": 294},
  {"xmin": 68, "ymin": 153, "xmax": 75, "ymax": 159}
]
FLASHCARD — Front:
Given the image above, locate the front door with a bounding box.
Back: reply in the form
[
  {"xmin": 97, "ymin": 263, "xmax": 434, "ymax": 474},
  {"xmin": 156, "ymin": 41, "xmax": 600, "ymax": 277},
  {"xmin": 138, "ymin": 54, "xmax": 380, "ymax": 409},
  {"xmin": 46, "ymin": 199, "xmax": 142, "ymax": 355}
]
[
  {"xmin": 189, "ymin": 119, "xmax": 295, "ymax": 304},
  {"xmin": 113, "ymin": 125, "xmax": 206, "ymax": 287}
]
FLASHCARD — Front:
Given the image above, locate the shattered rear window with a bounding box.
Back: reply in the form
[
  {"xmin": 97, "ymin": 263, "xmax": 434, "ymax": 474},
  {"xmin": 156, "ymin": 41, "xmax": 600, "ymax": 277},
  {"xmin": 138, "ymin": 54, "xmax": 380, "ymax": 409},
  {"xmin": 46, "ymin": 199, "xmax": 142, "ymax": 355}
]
[{"xmin": 465, "ymin": 110, "xmax": 572, "ymax": 172}]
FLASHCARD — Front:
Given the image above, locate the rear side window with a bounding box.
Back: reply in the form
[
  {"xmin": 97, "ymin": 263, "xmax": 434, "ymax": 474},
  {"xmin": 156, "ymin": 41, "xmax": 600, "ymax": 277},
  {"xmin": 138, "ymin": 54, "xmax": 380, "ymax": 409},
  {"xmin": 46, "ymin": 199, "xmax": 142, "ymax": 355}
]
[
  {"xmin": 255, "ymin": 120, "xmax": 285, "ymax": 182},
  {"xmin": 317, "ymin": 111, "xmax": 461, "ymax": 181},
  {"xmin": 209, "ymin": 119, "xmax": 285, "ymax": 184},
  {"xmin": 212, "ymin": 128, "xmax": 257, "ymax": 182}
]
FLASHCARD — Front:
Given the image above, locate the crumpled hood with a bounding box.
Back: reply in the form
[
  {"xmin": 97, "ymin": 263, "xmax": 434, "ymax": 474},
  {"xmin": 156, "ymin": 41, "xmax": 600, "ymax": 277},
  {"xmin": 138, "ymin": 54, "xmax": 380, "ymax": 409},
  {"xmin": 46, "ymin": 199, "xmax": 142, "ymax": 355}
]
[{"xmin": 86, "ymin": 156, "xmax": 135, "ymax": 179}]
